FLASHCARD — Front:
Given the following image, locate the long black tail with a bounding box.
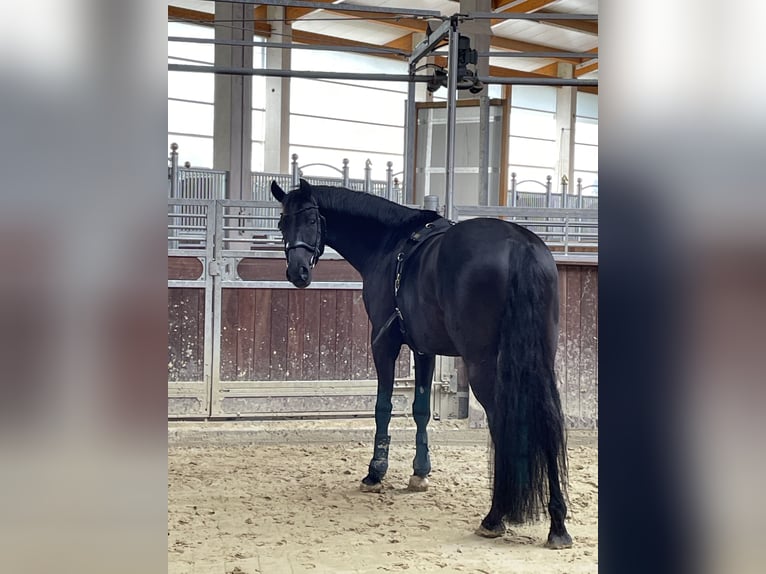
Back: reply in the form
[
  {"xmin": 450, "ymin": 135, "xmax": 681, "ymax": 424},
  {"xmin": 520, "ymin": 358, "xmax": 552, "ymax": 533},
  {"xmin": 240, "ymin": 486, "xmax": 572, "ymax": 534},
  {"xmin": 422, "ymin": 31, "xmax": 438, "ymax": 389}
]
[{"xmin": 491, "ymin": 245, "xmax": 567, "ymax": 523}]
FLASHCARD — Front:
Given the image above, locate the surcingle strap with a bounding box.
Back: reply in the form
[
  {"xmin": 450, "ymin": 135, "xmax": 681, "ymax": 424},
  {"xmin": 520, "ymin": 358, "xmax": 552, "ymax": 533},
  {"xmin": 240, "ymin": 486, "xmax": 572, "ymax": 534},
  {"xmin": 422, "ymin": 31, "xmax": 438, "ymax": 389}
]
[{"xmin": 371, "ymin": 218, "xmax": 454, "ymax": 349}]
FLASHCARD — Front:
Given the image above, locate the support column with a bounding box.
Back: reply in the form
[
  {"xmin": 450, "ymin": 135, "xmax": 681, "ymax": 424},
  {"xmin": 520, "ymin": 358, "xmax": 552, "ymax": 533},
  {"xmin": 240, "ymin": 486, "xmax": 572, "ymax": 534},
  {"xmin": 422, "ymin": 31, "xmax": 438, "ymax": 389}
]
[
  {"xmin": 555, "ymin": 62, "xmax": 577, "ymax": 196},
  {"xmin": 213, "ymin": 2, "xmax": 253, "ymax": 200},
  {"xmin": 264, "ymin": 7, "xmax": 291, "ymax": 174},
  {"xmin": 459, "ymin": 0, "xmax": 492, "ymax": 206},
  {"xmin": 404, "ymin": 32, "xmax": 426, "ymax": 205}
]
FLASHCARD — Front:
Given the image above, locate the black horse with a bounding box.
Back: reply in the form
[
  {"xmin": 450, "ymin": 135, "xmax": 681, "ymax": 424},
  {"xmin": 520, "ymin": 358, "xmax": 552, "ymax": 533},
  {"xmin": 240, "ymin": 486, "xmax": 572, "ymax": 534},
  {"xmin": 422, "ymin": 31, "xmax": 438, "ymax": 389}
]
[{"xmin": 271, "ymin": 179, "xmax": 571, "ymax": 548}]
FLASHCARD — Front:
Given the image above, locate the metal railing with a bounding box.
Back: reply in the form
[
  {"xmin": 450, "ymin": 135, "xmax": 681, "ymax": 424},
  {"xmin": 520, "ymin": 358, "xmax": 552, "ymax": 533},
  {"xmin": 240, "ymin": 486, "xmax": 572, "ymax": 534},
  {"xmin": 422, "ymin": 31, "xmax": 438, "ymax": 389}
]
[
  {"xmin": 167, "ymin": 145, "xmax": 597, "ymax": 256},
  {"xmin": 168, "ymin": 143, "xmax": 228, "ymax": 200},
  {"xmin": 454, "ymin": 204, "xmax": 598, "ymax": 258},
  {"xmin": 509, "ymin": 172, "xmax": 598, "ymax": 210}
]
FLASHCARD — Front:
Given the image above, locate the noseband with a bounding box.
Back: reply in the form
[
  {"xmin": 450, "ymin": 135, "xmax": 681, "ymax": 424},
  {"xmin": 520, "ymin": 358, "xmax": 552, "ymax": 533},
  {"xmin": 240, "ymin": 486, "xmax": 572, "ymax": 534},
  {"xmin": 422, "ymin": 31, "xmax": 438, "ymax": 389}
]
[{"xmin": 278, "ymin": 204, "xmax": 325, "ymax": 268}]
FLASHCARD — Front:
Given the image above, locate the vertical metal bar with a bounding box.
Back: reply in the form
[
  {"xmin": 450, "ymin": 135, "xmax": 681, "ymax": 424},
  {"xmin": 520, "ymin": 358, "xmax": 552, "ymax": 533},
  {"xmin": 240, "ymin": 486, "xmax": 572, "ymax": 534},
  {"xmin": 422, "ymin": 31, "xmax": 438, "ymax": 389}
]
[
  {"xmin": 393, "ymin": 177, "xmax": 401, "ymax": 204},
  {"xmin": 209, "ymin": 200, "xmax": 224, "ymax": 416},
  {"xmin": 444, "ymin": 17, "xmax": 459, "ymax": 221},
  {"xmin": 291, "ymin": 153, "xmax": 300, "ymax": 187},
  {"xmin": 169, "ymin": 143, "xmax": 179, "ymax": 198},
  {"xmin": 404, "ymin": 77, "xmax": 417, "ymax": 204},
  {"xmin": 202, "ymin": 200, "xmax": 216, "ymax": 415},
  {"xmin": 545, "ymin": 175, "xmax": 552, "ymax": 207},
  {"xmin": 510, "ymin": 171, "xmax": 517, "ymax": 207},
  {"xmin": 364, "ymin": 159, "xmax": 372, "ymax": 193},
  {"xmin": 478, "ymin": 94, "xmax": 490, "ymax": 206},
  {"xmin": 386, "ymin": 161, "xmax": 394, "ymax": 201},
  {"xmin": 577, "ymin": 177, "xmax": 583, "ymax": 208},
  {"xmin": 342, "ymin": 158, "xmax": 350, "ymax": 187},
  {"xmin": 561, "ymin": 175, "xmax": 568, "ymax": 208}
]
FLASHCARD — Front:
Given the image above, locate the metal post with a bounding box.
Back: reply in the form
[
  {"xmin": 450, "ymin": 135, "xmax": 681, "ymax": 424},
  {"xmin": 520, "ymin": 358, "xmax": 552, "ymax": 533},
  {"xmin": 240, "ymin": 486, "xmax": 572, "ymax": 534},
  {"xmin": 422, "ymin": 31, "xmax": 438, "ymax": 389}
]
[
  {"xmin": 423, "ymin": 194, "xmax": 440, "ymax": 212},
  {"xmin": 364, "ymin": 159, "xmax": 372, "ymax": 193},
  {"xmin": 342, "ymin": 158, "xmax": 350, "ymax": 188},
  {"xmin": 386, "ymin": 161, "xmax": 394, "ymax": 201},
  {"xmin": 169, "ymin": 142, "xmax": 179, "ymax": 198},
  {"xmin": 404, "ymin": 77, "xmax": 417, "ymax": 205},
  {"xmin": 510, "ymin": 172, "xmax": 517, "ymax": 207},
  {"xmin": 577, "ymin": 177, "xmax": 583, "ymax": 208},
  {"xmin": 561, "ymin": 175, "xmax": 568, "ymax": 208},
  {"xmin": 291, "ymin": 153, "xmax": 299, "ymax": 187},
  {"xmin": 444, "ymin": 16, "xmax": 459, "ymax": 221},
  {"xmin": 478, "ymin": 94, "xmax": 490, "ymax": 206},
  {"xmin": 393, "ymin": 178, "xmax": 401, "ymax": 204},
  {"xmin": 545, "ymin": 174, "xmax": 552, "ymax": 208}
]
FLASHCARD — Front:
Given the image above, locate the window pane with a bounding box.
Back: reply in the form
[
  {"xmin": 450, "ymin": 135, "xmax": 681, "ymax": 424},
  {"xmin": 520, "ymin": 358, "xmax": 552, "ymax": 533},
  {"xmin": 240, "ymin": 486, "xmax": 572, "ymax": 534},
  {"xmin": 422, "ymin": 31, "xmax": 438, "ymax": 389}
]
[
  {"xmin": 509, "ymin": 108, "xmax": 556, "ymax": 139},
  {"xmin": 508, "ymin": 136, "xmax": 556, "ymax": 169},
  {"xmin": 168, "ymin": 134, "xmax": 213, "ymax": 169},
  {"xmin": 574, "ymin": 143, "xmax": 598, "ymax": 172},
  {"xmin": 168, "ymin": 70, "xmax": 214, "ymax": 103},
  {"xmin": 291, "ymin": 79, "xmax": 406, "ymax": 126},
  {"xmin": 576, "ymin": 91, "xmax": 598, "ymax": 119},
  {"xmin": 168, "ymin": 100, "xmax": 214, "ymax": 137},
  {"xmin": 291, "ymin": 115, "xmax": 403, "ymax": 155},
  {"xmin": 487, "ymin": 84, "xmax": 503, "ymax": 99},
  {"xmin": 292, "ymin": 48, "xmax": 407, "ymax": 76},
  {"xmin": 575, "ymin": 117, "xmax": 598, "ymax": 145},
  {"xmin": 167, "ymin": 22, "xmax": 214, "ymax": 64},
  {"xmin": 251, "ymin": 142, "xmax": 264, "ymax": 172},
  {"xmin": 252, "ymin": 110, "xmax": 265, "ymax": 143},
  {"xmin": 511, "ymin": 85, "xmax": 556, "ymax": 112}
]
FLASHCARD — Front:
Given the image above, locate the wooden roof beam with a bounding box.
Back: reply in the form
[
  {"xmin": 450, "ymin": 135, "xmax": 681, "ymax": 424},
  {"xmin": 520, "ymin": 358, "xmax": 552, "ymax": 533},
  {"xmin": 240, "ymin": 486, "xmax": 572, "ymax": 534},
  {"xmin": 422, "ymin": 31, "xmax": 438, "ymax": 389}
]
[
  {"xmin": 574, "ymin": 59, "xmax": 598, "ymax": 77},
  {"xmin": 169, "ymin": 6, "xmax": 271, "ymax": 36}
]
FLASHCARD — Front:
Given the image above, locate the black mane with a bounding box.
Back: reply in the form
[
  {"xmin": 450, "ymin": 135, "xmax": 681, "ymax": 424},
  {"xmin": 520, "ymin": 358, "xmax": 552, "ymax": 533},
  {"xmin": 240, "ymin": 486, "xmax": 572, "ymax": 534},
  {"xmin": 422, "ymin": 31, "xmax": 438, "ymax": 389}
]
[{"xmin": 309, "ymin": 185, "xmax": 441, "ymax": 230}]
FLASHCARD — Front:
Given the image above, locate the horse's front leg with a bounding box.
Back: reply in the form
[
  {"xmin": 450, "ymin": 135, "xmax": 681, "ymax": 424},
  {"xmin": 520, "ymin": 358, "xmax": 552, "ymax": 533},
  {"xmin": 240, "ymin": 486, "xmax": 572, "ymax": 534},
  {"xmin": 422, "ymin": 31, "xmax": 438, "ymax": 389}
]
[
  {"xmin": 408, "ymin": 352, "xmax": 435, "ymax": 491},
  {"xmin": 360, "ymin": 343, "xmax": 398, "ymax": 493}
]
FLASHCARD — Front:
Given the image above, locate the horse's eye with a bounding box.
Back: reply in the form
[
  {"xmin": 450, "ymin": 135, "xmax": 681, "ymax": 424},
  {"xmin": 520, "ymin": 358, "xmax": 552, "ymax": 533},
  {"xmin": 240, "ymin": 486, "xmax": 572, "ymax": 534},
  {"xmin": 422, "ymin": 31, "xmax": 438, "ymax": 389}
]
[{"xmin": 308, "ymin": 217, "xmax": 316, "ymax": 225}]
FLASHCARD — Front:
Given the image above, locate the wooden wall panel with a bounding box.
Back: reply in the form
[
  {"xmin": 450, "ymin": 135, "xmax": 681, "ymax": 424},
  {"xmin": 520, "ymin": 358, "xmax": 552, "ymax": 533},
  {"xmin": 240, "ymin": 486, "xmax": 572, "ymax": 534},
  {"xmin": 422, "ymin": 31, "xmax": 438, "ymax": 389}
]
[
  {"xmin": 335, "ymin": 290, "xmax": 353, "ymax": 380},
  {"xmin": 236, "ymin": 290, "xmax": 255, "ymax": 380},
  {"xmin": 269, "ymin": 290, "xmax": 289, "ymax": 380},
  {"xmin": 350, "ymin": 291, "xmax": 369, "ymax": 379},
  {"xmin": 564, "ymin": 266, "xmax": 583, "ymax": 424},
  {"xmin": 168, "ymin": 288, "xmax": 206, "ymax": 382},
  {"xmin": 319, "ymin": 291, "xmax": 337, "ymax": 380},
  {"xmin": 253, "ymin": 290, "xmax": 272, "ymax": 380},
  {"xmin": 286, "ymin": 290, "xmax": 304, "ymax": 380},
  {"xmin": 220, "ymin": 290, "xmax": 238, "ymax": 381},
  {"xmin": 302, "ymin": 290, "xmax": 321, "ymax": 381},
  {"xmin": 579, "ymin": 267, "xmax": 598, "ymax": 426}
]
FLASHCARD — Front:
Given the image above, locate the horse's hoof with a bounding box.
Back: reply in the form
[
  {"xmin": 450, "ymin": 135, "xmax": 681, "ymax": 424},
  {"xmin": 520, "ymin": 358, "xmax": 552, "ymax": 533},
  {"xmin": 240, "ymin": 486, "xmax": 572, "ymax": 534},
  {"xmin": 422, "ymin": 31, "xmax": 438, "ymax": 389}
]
[
  {"xmin": 545, "ymin": 532, "xmax": 573, "ymax": 549},
  {"xmin": 474, "ymin": 524, "xmax": 505, "ymax": 538},
  {"xmin": 407, "ymin": 475, "xmax": 429, "ymax": 492},
  {"xmin": 360, "ymin": 480, "xmax": 383, "ymax": 493}
]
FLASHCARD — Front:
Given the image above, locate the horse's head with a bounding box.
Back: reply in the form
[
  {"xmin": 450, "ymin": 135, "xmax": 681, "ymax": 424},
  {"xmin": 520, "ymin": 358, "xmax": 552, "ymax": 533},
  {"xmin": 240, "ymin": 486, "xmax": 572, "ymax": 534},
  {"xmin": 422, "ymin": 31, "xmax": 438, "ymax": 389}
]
[{"xmin": 271, "ymin": 179, "xmax": 326, "ymax": 288}]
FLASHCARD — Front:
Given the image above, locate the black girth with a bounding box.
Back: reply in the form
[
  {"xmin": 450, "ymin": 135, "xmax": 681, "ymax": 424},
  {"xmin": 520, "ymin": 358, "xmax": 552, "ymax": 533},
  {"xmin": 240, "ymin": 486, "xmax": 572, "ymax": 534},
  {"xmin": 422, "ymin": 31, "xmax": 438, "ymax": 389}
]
[{"xmin": 371, "ymin": 218, "xmax": 455, "ymax": 349}]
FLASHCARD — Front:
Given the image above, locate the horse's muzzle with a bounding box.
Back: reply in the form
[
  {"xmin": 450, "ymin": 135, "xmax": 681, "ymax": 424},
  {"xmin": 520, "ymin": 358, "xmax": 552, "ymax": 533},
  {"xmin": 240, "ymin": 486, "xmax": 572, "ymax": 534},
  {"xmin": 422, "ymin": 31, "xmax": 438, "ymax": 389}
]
[{"xmin": 286, "ymin": 262, "xmax": 311, "ymax": 288}]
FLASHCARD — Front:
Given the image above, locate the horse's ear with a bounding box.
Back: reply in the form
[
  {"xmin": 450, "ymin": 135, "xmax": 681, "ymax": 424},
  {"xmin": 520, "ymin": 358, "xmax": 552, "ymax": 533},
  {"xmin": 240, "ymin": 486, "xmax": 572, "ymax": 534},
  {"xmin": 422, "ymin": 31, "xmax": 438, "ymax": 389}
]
[
  {"xmin": 270, "ymin": 181, "xmax": 286, "ymax": 203},
  {"xmin": 298, "ymin": 178, "xmax": 312, "ymax": 198}
]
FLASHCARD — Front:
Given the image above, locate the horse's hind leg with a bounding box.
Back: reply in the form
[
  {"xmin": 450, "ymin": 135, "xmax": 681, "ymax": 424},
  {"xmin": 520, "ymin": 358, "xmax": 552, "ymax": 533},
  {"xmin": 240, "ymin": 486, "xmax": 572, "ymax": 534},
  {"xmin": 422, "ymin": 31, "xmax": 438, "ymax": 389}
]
[
  {"xmin": 408, "ymin": 353, "xmax": 435, "ymax": 492},
  {"xmin": 545, "ymin": 456, "xmax": 573, "ymax": 549},
  {"xmin": 462, "ymin": 359, "xmax": 506, "ymax": 538}
]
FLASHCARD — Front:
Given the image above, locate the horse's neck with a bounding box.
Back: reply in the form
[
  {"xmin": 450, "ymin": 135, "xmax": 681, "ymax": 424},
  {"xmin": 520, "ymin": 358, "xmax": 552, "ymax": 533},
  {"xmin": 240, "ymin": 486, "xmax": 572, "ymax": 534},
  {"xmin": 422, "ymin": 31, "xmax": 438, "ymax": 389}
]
[{"xmin": 323, "ymin": 216, "xmax": 397, "ymax": 277}]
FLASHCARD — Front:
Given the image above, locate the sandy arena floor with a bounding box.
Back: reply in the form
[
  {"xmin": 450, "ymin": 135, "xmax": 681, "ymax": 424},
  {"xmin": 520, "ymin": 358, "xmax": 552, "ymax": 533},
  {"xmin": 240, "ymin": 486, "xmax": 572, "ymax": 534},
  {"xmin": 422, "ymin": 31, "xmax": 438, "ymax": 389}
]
[{"xmin": 168, "ymin": 422, "xmax": 597, "ymax": 573}]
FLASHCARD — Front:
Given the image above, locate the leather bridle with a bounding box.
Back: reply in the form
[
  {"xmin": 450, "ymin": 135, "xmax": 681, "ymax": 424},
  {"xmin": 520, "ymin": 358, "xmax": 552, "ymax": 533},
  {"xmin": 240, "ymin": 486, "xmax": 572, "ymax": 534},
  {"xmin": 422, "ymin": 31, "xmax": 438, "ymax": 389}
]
[{"xmin": 278, "ymin": 204, "xmax": 326, "ymax": 268}]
